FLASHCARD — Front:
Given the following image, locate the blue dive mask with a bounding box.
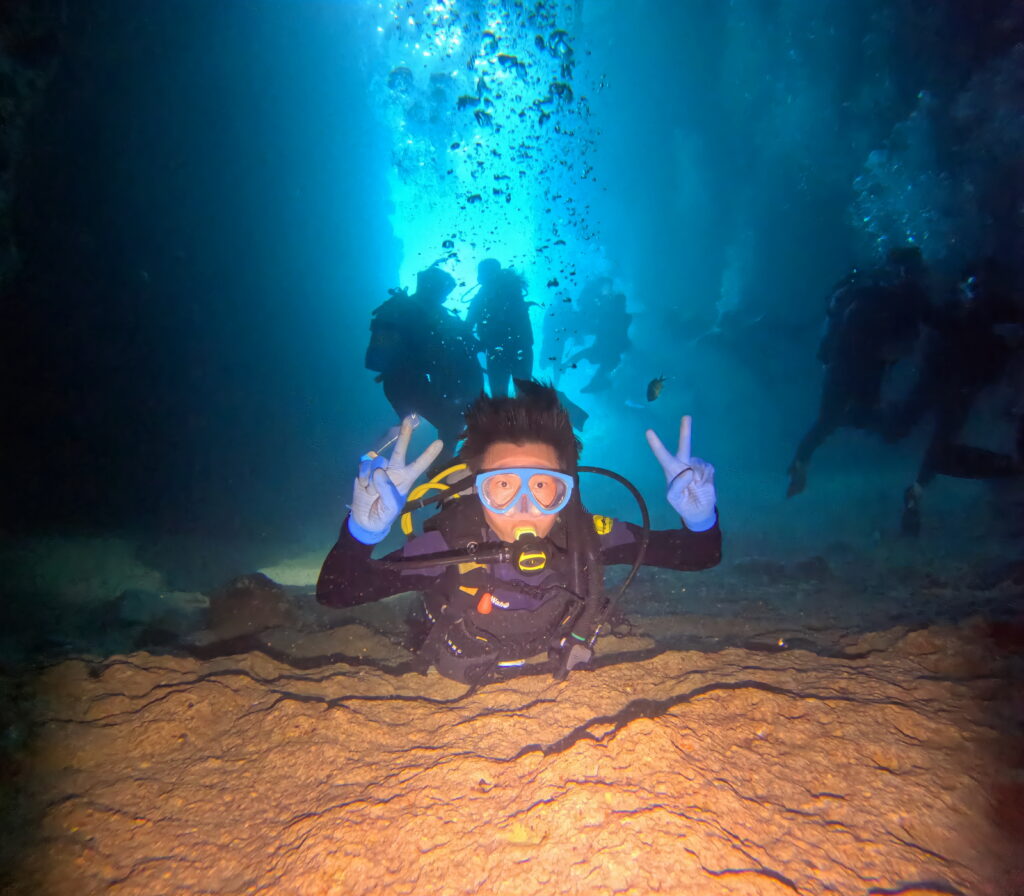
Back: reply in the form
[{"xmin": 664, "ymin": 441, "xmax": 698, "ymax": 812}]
[{"xmin": 475, "ymin": 467, "xmax": 574, "ymax": 515}]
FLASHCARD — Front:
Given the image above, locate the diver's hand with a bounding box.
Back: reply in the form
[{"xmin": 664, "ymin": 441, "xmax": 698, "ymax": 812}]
[
  {"xmin": 646, "ymin": 415, "xmax": 717, "ymax": 532},
  {"xmin": 348, "ymin": 416, "xmax": 443, "ymax": 545}
]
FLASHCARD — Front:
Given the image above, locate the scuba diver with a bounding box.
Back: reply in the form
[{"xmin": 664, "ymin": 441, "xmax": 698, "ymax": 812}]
[
  {"xmin": 467, "ymin": 259, "xmax": 534, "ymax": 398},
  {"xmin": 317, "ymin": 380, "xmax": 721, "ymax": 685},
  {"xmin": 565, "ymin": 288, "xmax": 632, "ymax": 393},
  {"xmin": 884, "ymin": 258, "xmax": 1024, "ymax": 535},
  {"xmin": 786, "ymin": 246, "xmax": 932, "ymax": 497},
  {"xmin": 365, "ymin": 265, "xmax": 483, "ymax": 460}
]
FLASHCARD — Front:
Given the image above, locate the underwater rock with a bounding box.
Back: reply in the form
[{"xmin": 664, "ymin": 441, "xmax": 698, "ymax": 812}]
[
  {"xmin": 969, "ymin": 559, "xmax": 1024, "ymax": 591},
  {"xmin": 7, "ymin": 619, "xmax": 1016, "ymax": 895},
  {"xmin": 985, "ymin": 613, "xmax": 1024, "ymax": 654},
  {"xmin": 731, "ymin": 556, "xmax": 790, "ymax": 583},
  {"xmin": 259, "ymin": 623, "xmax": 410, "ymax": 665},
  {"xmin": 791, "ymin": 554, "xmax": 832, "ymax": 582},
  {"xmin": 114, "ymin": 588, "xmax": 208, "ymax": 634},
  {"xmin": 256, "ymin": 550, "xmax": 327, "ymax": 588},
  {"xmin": 205, "ymin": 572, "xmax": 298, "ymax": 639},
  {"xmin": 0, "ymin": 536, "xmax": 166, "ymax": 605}
]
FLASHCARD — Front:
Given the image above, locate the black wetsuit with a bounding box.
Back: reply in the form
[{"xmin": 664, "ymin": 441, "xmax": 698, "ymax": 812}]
[
  {"xmin": 317, "ymin": 499, "xmax": 721, "ymax": 682},
  {"xmin": 892, "ymin": 297, "xmax": 1022, "ymax": 485},
  {"xmin": 366, "ymin": 291, "xmax": 483, "ymax": 450},
  {"xmin": 468, "ymin": 271, "xmax": 534, "ymax": 399},
  {"xmin": 567, "ymin": 292, "xmax": 632, "ymax": 393},
  {"xmin": 792, "ymin": 275, "xmax": 930, "ymax": 468}
]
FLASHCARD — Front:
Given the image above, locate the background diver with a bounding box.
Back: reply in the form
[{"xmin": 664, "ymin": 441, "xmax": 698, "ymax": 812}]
[
  {"xmin": 365, "ymin": 265, "xmax": 483, "ymax": 464},
  {"xmin": 787, "ymin": 246, "xmax": 932, "ymax": 497},
  {"xmin": 467, "ymin": 258, "xmax": 534, "ymax": 398},
  {"xmin": 883, "ymin": 258, "xmax": 1024, "ymax": 534},
  {"xmin": 564, "ymin": 282, "xmax": 633, "ymax": 393},
  {"xmin": 317, "ymin": 380, "xmax": 721, "ymax": 684}
]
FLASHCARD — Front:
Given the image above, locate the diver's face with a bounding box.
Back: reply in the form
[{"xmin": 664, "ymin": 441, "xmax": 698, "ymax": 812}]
[{"xmin": 479, "ymin": 441, "xmax": 562, "ymax": 542}]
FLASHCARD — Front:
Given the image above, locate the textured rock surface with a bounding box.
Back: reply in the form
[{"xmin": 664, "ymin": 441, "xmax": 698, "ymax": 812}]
[
  {"xmin": 4, "ymin": 619, "xmax": 1018, "ymax": 895},
  {"xmin": 205, "ymin": 573, "xmax": 298, "ymax": 639}
]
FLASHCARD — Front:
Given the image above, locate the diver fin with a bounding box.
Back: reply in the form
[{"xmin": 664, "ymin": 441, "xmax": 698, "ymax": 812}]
[{"xmin": 556, "ymin": 389, "xmax": 589, "ymax": 430}]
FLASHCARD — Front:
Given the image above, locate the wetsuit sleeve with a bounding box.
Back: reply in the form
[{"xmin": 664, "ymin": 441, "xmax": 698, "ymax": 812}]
[
  {"xmin": 597, "ymin": 515, "xmax": 722, "ymax": 571},
  {"xmin": 316, "ymin": 516, "xmax": 446, "ymax": 608}
]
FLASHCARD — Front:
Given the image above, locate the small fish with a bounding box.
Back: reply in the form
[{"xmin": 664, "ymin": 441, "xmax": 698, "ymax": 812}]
[{"xmin": 646, "ymin": 376, "xmax": 666, "ymax": 402}]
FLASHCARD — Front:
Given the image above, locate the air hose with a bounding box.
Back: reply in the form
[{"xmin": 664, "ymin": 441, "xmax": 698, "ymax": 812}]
[{"xmin": 576, "ymin": 465, "xmax": 650, "ymax": 647}]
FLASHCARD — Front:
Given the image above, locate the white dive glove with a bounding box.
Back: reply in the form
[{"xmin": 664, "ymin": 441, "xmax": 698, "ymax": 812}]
[
  {"xmin": 348, "ymin": 415, "xmax": 443, "ymax": 545},
  {"xmin": 645, "ymin": 415, "xmax": 718, "ymax": 532}
]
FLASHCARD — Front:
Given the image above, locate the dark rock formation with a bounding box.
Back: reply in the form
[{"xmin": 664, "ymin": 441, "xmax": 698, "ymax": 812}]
[{"xmin": 205, "ymin": 572, "xmax": 298, "ymax": 639}]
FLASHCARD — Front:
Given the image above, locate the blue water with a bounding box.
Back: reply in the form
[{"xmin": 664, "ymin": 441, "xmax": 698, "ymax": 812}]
[{"xmin": 2, "ymin": 0, "xmax": 1021, "ymax": 615}]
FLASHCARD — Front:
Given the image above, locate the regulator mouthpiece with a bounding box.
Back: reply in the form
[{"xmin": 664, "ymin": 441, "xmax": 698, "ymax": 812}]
[{"xmin": 511, "ymin": 526, "xmax": 547, "ymax": 573}]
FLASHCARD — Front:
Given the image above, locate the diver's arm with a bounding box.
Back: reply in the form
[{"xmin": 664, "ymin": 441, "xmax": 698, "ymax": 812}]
[
  {"xmin": 599, "ymin": 516, "xmax": 722, "ymax": 571},
  {"xmin": 316, "ymin": 517, "xmax": 442, "ymax": 608},
  {"xmin": 466, "ymin": 292, "xmax": 484, "ymax": 331}
]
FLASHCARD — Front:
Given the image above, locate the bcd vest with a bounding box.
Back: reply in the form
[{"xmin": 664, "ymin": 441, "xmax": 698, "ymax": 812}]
[{"xmin": 415, "ymin": 499, "xmax": 585, "ymax": 684}]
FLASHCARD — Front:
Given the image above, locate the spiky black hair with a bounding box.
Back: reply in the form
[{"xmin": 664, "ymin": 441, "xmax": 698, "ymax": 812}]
[{"xmin": 459, "ymin": 379, "xmax": 581, "ymax": 472}]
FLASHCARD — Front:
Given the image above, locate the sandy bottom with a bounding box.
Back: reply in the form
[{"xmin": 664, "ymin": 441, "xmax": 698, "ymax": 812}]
[{"xmin": 1, "ymin": 522, "xmax": 1022, "ymax": 895}]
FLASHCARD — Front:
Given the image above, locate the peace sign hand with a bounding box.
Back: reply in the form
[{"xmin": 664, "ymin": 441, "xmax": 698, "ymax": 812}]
[
  {"xmin": 645, "ymin": 415, "xmax": 718, "ymax": 532},
  {"xmin": 348, "ymin": 416, "xmax": 444, "ymax": 545}
]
